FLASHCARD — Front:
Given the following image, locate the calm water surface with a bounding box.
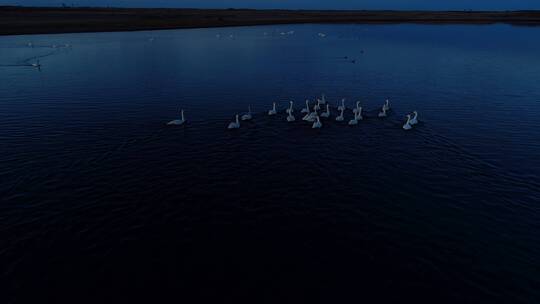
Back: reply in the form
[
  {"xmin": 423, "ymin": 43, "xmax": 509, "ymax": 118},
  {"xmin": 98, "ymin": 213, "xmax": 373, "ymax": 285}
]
[{"xmin": 1, "ymin": 24, "xmax": 540, "ymax": 303}]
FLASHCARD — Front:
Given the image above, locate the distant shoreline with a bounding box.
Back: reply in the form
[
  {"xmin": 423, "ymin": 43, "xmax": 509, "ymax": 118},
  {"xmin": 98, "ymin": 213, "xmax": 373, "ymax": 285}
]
[{"xmin": 2, "ymin": 6, "xmax": 540, "ymax": 36}]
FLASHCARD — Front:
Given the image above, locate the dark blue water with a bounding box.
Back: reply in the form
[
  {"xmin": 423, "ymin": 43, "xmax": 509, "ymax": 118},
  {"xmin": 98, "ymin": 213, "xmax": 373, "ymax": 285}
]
[{"xmin": 1, "ymin": 24, "xmax": 540, "ymax": 303}]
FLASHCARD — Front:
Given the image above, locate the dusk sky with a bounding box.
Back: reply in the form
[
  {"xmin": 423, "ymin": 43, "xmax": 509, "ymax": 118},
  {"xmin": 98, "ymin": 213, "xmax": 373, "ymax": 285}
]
[{"xmin": 6, "ymin": 0, "xmax": 540, "ymax": 10}]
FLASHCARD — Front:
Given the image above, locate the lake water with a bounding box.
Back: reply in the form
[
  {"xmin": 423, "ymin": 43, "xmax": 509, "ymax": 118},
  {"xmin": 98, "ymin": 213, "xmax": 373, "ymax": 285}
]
[{"xmin": 1, "ymin": 24, "xmax": 539, "ymax": 303}]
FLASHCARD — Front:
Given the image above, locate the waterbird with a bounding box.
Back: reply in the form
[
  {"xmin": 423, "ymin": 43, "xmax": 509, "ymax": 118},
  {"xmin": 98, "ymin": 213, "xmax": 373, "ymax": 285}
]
[
  {"xmin": 320, "ymin": 104, "xmax": 330, "ymax": 118},
  {"xmin": 403, "ymin": 115, "xmax": 413, "ymax": 130},
  {"xmin": 378, "ymin": 107, "xmax": 387, "ymax": 118},
  {"xmin": 301, "ymin": 99, "xmax": 310, "ymax": 114},
  {"xmin": 352, "ymin": 101, "xmax": 361, "ymax": 114},
  {"xmin": 314, "ymin": 99, "xmax": 321, "ymax": 111},
  {"xmin": 312, "ymin": 116, "xmax": 322, "ymax": 129},
  {"xmin": 287, "ymin": 111, "xmax": 296, "ymax": 122},
  {"xmin": 167, "ymin": 109, "xmax": 186, "ymax": 125},
  {"xmin": 241, "ymin": 106, "xmax": 252, "ymax": 121},
  {"xmin": 410, "ymin": 111, "xmax": 418, "ymax": 125},
  {"xmin": 337, "ymin": 98, "xmax": 346, "ymax": 111},
  {"xmin": 228, "ymin": 115, "xmax": 240, "ymax": 129},
  {"xmin": 320, "ymin": 94, "xmax": 326, "ymax": 104},
  {"xmin": 286, "ymin": 101, "xmax": 294, "ymax": 114},
  {"xmin": 301, "ymin": 100, "xmax": 310, "ymax": 120},
  {"xmin": 318, "ymin": 33, "xmax": 327, "ymax": 38},
  {"xmin": 268, "ymin": 102, "xmax": 277, "ymax": 115},
  {"xmin": 31, "ymin": 60, "xmax": 41, "ymax": 71},
  {"xmin": 348, "ymin": 111, "xmax": 360, "ymax": 125},
  {"xmin": 302, "ymin": 103, "xmax": 311, "ymax": 119},
  {"xmin": 303, "ymin": 110, "xmax": 317, "ymax": 122},
  {"xmin": 383, "ymin": 99, "xmax": 390, "ymax": 111},
  {"xmin": 356, "ymin": 107, "xmax": 363, "ymax": 120},
  {"xmin": 335, "ymin": 108, "xmax": 345, "ymax": 121}
]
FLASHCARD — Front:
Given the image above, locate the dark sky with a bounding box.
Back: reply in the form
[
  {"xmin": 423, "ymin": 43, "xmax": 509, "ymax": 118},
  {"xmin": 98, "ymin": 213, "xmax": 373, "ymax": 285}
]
[{"xmin": 6, "ymin": 0, "xmax": 540, "ymax": 10}]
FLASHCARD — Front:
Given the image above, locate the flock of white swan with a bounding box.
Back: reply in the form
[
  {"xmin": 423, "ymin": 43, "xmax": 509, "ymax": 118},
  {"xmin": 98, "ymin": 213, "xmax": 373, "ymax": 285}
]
[{"xmin": 168, "ymin": 94, "xmax": 419, "ymax": 130}]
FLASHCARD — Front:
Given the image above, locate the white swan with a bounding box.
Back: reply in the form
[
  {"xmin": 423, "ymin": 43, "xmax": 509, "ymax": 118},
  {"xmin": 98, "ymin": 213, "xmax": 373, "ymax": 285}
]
[
  {"xmin": 268, "ymin": 102, "xmax": 277, "ymax": 115},
  {"xmin": 314, "ymin": 99, "xmax": 321, "ymax": 111},
  {"xmin": 302, "ymin": 105, "xmax": 311, "ymax": 120},
  {"xmin": 335, "ymin": 108, "xmax": 344, "ymax": 121},
  {"xmin": 228, "ymin": 114, "xmax": 240, "ymax": 129},
  {"xmin": 287, "ymin": 112, "xmax": 296, "ymax": 122},
  {"xmin": 303, "ymin": 110, "xmax": 317, "ymax": 122},
  {"xmin": 356, "ymin": 107, "xmax": 363, "ymax": 120},
  {"xmin": 383, "ymin": 99, "xmax": 390, "ymax": 111},
  {"xmin": 286, "ymin": 101, "xmax": 294, "ymax": 114},
  {"xmin": 312, "ymin": 116, "xmax": 322, "ymax": 129},
  {"xmin": 410, "ymin": 111, "xmax": 418, "ymax": 125},
  {"xmin": 348, "ymin": 111, "xmax": 359, "ymax": 125},
  {"xmin": 320, "ymin": 94, "xmax": 326, "ymax": 104},
  {"xmin": 167, "ymin": 109, "xmax": 186, "ymax": 125},
  {"xmin": 378, "ymin": 107, "xmax": 387, "ymax": 118},
  {"xmin": 352, "ymin": 101, "xmax": 361, "ymax": 114},
  {"xmin": 309, "ymin": 110, "xmax": 318, "ymax": 122},
  {"xmin": 241, "ymin": 106, "xmax": 252, "ymax": 121},
  {"xmin": 337, "ymin": 98, "xmax": 346, "ymax": 111},
  {"xmin": 403, "ymin": 114, "xmax": 413, "ymax": 130},
  {"xmin": 320, "ymin": 104, "xmax": 330, "ymax": 118},
  {"xmin": 301, "ymin": 99, "xmax": 310, "ymax": 114}
]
